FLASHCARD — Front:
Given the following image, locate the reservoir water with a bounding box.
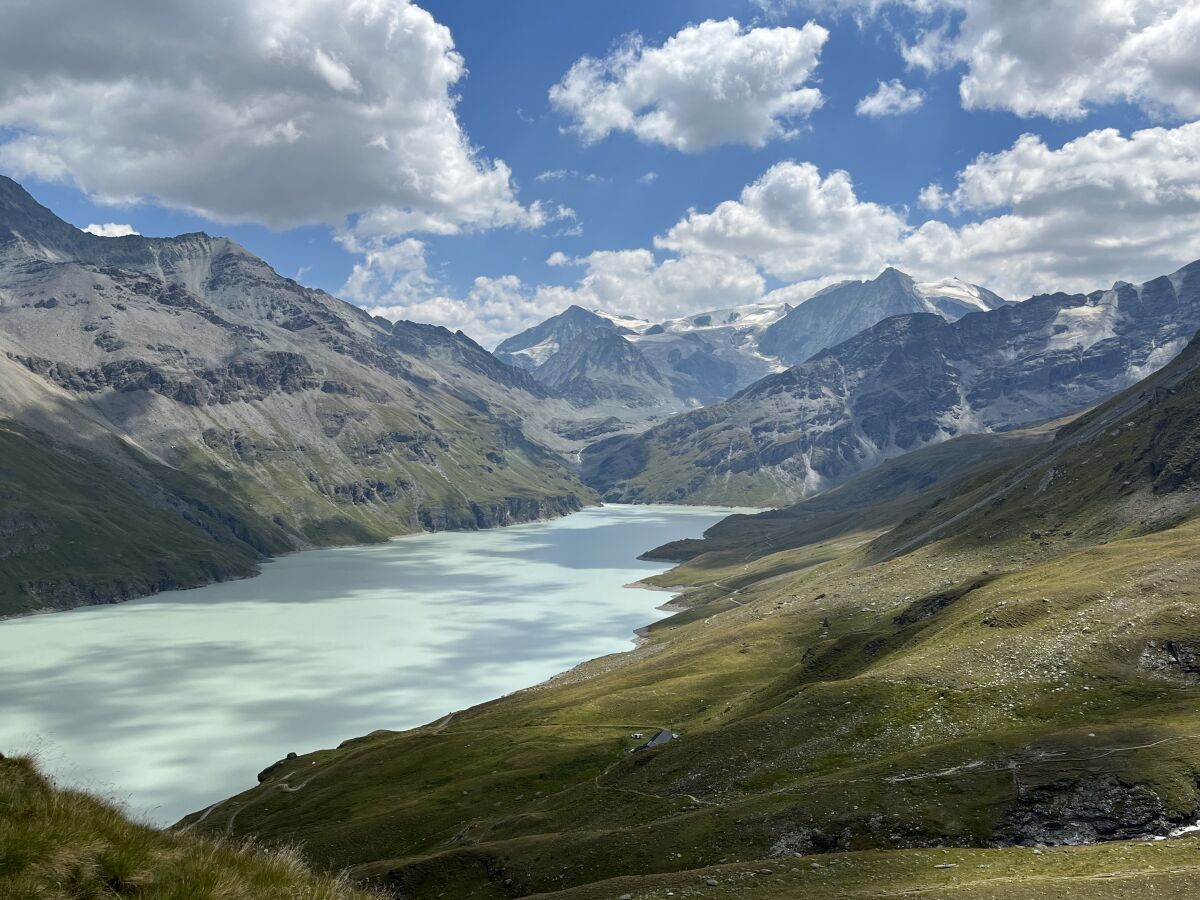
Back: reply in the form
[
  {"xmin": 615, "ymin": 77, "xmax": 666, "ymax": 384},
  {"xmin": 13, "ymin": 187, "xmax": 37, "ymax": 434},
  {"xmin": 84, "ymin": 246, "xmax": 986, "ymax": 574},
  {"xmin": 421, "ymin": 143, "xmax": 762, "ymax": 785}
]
[{"xmin": 0, "ymin": 505, "xmax": 735, "ymax": 825}]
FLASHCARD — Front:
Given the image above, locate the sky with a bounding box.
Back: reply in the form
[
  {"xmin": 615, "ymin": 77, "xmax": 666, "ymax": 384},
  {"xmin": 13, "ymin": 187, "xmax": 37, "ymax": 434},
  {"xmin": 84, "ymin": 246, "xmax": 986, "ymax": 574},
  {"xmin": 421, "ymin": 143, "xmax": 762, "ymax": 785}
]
[{"xmin": 1, "ymin": 0, "xmax": 1198, "ymax": 346}]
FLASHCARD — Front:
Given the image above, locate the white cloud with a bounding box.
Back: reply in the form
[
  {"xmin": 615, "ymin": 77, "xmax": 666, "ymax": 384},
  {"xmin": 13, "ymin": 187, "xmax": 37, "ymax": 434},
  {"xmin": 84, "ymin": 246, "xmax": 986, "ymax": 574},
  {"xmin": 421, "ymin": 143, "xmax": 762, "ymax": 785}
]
[
  {"xmin": 637, "ymin": 171, "xmax": 659, "ymax": 184},
  {"xmin": 356, "ymin": 244, "xmax": 764, "ymax": 346},
  {"xmin": 856, "ymin": 79, "xmax": 925, "ymax": 116},
  {"xmin": 549, "ymin": 18, "xmax": 829, "ymax": 152},
  {"xmin": 825, "ymin": 0, "xmax": 1200, "ymax": 120},
  {"xmin": 360, "ymin": 121, "xmax": 1200, "ymax": 343},
  {"xmin": 658, "ymin": 161, "xmax": 908, "ymax": 285},
  {"xmin": 555, "ymin": 250, "xmax": 765, "ymax": 320},
  {"xmin": 0, "ymin": 0, "xmax": 540, "ymax": 236},
  {"xmin": 917, "ymin": 183, "xmax": 949, "ymax": 211},
  {"xmin": 82, "ymin": 222, "xmax": 139, "ymax": 237},
  {"xmin": 657, "ymin": 121, "xmax": 1200, "ymax": 301},
  {"xmin": 903, "ymin": 122, "xmax": 1200, "ymax": 292},
  {"xmin": 365, "ymin": 274, "xmax": 561, "ymax": 348},
  {"xmin": 534, "ymin": 169, "xmax": 608, "ymax": 184}
]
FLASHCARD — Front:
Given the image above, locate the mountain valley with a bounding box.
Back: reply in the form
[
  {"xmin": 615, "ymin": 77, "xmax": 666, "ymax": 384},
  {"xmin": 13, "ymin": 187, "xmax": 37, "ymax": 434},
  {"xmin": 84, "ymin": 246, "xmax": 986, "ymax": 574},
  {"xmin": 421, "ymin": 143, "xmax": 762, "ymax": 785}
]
[
  {"xmin": 0, "ymin": 177, "xmax": 595, "ymax": 614},
  {"xmin": 178, "ymin": 325, "xmax": 1200, "ymax": 899},
  {"xmin": 583, "ymin": 260, "xmax": 1200, "ymax": 506}
]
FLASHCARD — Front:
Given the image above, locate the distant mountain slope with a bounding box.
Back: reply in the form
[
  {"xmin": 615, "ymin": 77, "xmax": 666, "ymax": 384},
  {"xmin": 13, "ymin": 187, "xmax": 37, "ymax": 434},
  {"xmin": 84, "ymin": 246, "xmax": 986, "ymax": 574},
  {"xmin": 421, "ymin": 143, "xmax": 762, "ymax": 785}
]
[
  {"xmin": 493, "ymin": 305, "xmax": 625, "ymax": 370},
  {"xmin": 628, "ymin": 300, "xmax": 788, "ymax": 405},
  {"xmin": 0, "ymin": 420, "xmax": 291, "ymax": 617},
  {"xmin": 0, "ymin": 175, "xmax": 593, "ymax": 610},
  {"xmin": 532, "ymin": 326, "xmax": 676, "ymax": 408},
  {"xmin": 873, "ymin": 325, "xmax": 1200, "ymax": 561},
  {"xmin": 759, "ymin": 267, "xmax": 1008, "ymax": 366},
  {"xmin": 582, "ymin": 259, "xmax": 1200, "ymax": 505},
  {"xmin": 494, "ymin": 270, "xmax": 1004, "ymax": 421},
  {"xmin": 643, "ymin": 426, "xmax": 1054, "ymax": 567}
]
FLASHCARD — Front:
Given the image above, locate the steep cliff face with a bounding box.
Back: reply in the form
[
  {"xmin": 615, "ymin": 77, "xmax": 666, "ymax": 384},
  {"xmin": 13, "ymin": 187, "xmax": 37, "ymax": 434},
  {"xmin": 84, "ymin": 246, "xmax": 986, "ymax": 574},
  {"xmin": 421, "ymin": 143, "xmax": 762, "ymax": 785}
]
[
  {"xmin": 0, "ymin": 176, "xmax": 594, "ymax": 611},
  {"xmin": 582, "ymin": 260, "xmax": 1200, "ymax": 505}
]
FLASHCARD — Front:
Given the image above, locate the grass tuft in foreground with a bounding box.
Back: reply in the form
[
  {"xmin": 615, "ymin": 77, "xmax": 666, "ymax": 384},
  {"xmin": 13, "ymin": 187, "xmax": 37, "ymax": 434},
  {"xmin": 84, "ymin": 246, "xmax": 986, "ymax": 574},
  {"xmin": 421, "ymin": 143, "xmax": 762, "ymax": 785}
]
[{"xmin": 0, "ymin": 755, "xmax": 374, "ymax": 900}]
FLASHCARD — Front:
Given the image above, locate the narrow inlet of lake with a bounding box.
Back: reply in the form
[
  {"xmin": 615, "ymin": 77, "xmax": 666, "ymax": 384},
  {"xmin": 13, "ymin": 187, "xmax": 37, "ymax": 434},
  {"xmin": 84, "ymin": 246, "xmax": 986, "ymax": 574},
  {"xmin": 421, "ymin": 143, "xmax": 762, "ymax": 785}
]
[{"xmin": 0, "ymin": 505, "xmax": 741, "ymax": 824}]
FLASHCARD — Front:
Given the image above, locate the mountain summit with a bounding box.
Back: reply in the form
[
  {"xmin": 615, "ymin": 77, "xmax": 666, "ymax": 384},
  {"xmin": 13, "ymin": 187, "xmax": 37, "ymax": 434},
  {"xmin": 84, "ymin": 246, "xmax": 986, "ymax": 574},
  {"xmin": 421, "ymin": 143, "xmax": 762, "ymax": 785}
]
[
  {"xmin": 759, "ymin": 267, "xmax": 1008, "ymax": 366},
  {"xmin": 583, "ymin": 258, "xmax": 1200, "ymax": 505}
]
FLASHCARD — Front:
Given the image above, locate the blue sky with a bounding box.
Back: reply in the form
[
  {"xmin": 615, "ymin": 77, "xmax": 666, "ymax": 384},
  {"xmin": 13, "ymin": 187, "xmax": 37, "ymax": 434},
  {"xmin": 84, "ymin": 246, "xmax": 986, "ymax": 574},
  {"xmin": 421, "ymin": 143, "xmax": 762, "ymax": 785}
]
[{"xmin": 4, "ymin": 1, "xmax": 1197, "ymax": 344}]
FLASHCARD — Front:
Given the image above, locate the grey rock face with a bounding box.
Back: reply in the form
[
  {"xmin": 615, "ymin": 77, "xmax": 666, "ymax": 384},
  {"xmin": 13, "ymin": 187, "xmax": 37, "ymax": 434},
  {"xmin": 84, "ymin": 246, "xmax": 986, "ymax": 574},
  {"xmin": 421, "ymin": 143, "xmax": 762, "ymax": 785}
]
[
  {"xmin": 998, "ymin": 776, "xmax": 1178, "ymax": 846},
  {"xmin": 534, "ymin": 327, "xmax": 676, "ymax": 408},
  {"xmin": 493, "ymin": 305, "xmax": 625, "ymax": 369},
  {"xmin": 582, "ymin": 259, "xmax": 1200, "ymax": 505},
  {"xmin": 0, "ymin": 175, "xmax": 593, "ymax": 567},
  {"xmin": 493, "ymin": 271, "xmax": 1004, "ymax": 424}
]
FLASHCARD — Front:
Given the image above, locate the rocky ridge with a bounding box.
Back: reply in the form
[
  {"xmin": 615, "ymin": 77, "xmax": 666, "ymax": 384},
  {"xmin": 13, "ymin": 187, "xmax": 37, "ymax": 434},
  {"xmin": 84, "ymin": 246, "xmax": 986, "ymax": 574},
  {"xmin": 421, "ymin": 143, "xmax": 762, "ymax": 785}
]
[{"xmin": 582, "ymin": 259, "xmax": 1200, "ymax": 505}]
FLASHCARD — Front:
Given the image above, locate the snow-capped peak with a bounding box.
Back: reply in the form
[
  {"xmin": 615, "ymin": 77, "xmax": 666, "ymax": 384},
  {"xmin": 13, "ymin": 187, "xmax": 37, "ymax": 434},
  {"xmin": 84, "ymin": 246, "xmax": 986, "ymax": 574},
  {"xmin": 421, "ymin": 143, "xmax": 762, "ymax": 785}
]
[
  {"xmin": 590, "ymin": 309, "xmax": 655, "ymax": 334},
  {"xmin": 916, "ymin": 277, "xmax": 1007, "ymax": 314}
]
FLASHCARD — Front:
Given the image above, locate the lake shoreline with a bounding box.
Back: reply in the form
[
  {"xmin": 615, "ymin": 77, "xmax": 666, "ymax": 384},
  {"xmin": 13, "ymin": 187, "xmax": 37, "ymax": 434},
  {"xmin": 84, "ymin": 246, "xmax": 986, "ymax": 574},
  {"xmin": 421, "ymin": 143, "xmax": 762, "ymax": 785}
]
[
  {"xmin": 0, "ymin": 498, "xmax": 600, "ymax": 624},
  {"xmin": 0, "ymin": 505, "xmax": 738, "ymax": 825}
]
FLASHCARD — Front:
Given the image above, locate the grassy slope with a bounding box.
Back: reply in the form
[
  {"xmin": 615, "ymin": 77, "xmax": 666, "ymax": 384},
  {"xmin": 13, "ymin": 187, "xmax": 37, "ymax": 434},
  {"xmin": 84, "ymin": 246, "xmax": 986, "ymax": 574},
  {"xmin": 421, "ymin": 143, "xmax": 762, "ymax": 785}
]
[
  {"xmin": 179, "ymin": 339, "xmax": 1200, "ymax": 898},
  {"xmin": 641, "ymin": 427, "xmax": 1054, "ymax": 570},
  {"xmin": 0, "ymin": 420, "xmax": 292, "ymax": 617},
  {"xmin": 0, "ymin": 755, "xmax": 374, "ymax": 899},
  {"xmin": 187, "ymin": 522, "xmax": 1200, "ymax": 897},
  {"xmin": 533, "ymin": 841, "xmax": 1200, "ymax": 899}
]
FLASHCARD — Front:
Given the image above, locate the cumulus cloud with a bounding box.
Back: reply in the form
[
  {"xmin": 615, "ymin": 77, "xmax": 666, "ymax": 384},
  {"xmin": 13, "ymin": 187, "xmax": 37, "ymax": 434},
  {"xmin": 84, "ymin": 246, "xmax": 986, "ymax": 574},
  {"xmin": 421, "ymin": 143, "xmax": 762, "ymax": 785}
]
[
  {"xmin": 855, "ymin": 79, "xmax": 926, "ymax": 116},
  {"xmin": 364, "ymin": 274, "xmax": 561, "ymax": 348},
  {"xmin": 367, "ymin": 119, "xmax": 1200, "ymax": 344},
  {"xmin": 658, "ymin": 121, "xmax": 1200, "ymax": 300},
  {"xmin": 0, "ymin": 0, "xmax": 540, "ymax": 236},
  {"xmin": 336, "ymin": 234, "xmax": 558, "ymax": 346},
  {"xmin": 83, "ymin": 223, "xmax": 139, "ymax": 237},
  {"xmin": 824, "ymin": 0, "xmax": 1200, "ymax": 119},
  {"xmin": 549, "ymin": 18, "xmax": 829, "ymax": 152},
  {"xmin": 550, "ymin": 250, "xmax": 765, "ymax": 319},
  {"xmin": 357, "ymin": 244, "xmax": 764, "ymax": 346},
  {"xmin": 903, "ymin": 122, "xmax": 1200, "ymax": 291},
  {"xmin": 658, "ymin": 161, "xmax": 908, "ymax": 285},
  {"xmin": 327, "ymin": 109, "xmax": 1200, "ymax": 346}
]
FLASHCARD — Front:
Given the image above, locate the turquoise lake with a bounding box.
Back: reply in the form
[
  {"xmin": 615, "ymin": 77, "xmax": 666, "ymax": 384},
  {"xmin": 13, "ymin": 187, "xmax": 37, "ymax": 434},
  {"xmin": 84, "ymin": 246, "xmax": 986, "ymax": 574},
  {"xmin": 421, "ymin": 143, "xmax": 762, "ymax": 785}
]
[{"xmin": 0, "ymin": 505, "xmax": 738, "ymax": 824}]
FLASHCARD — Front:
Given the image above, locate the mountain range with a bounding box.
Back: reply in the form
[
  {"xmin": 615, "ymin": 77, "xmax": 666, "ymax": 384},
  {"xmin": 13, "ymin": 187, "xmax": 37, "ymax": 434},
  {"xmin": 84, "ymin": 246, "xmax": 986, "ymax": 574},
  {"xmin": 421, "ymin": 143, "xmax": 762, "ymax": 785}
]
[
  {"xmin": 0, "ymin": 176, "xmax": 594, "ymax": 613},
  {"xmin": 582, "ymin": 259, "xmax": 1200, "ymax": 505},
  {"xmin": 492, "ymin": 268, "xmax": 1007, "ymax": 424},
  {"xmin": 184, "ymin": 312, "xmax": 1200, "ymax": 900}
]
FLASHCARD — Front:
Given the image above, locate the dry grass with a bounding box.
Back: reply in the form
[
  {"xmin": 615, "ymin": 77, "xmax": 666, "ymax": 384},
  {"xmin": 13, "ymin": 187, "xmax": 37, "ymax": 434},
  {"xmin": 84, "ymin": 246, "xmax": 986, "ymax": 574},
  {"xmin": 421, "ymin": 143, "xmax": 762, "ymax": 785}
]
[{"xmin": 0, "ymin": 755, "xmax": 377, "ymax": 899}]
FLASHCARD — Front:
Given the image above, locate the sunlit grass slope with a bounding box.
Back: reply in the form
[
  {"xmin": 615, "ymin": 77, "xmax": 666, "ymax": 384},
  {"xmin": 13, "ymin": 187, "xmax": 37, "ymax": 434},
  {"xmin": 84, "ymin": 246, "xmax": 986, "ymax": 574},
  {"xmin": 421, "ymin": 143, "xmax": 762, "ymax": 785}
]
[{"xmin": 178, "ymin": 335, "xmax": 1200, "ymax": 898}]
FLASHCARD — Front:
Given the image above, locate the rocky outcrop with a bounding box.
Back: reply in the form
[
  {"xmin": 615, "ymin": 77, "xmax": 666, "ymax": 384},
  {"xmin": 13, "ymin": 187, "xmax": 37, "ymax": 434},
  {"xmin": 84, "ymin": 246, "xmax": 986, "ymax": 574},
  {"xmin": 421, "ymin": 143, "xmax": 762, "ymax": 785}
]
[
  {"xmin": 998, "ymin": 776, "xmax": 1183, "ymax": 846},
  {"xmin": 12, "ymin": 350, "xmax": 320, "ymax": 405},
  {"xmin": 760, "ymin": 268, "xmax": 1006, "ymax": 366},
  {"xmin": 1139, "ymin": 641, "xmax": 1200, "ymax": 683},
  {"xmin": 534, "ymin": 327, "xmax": 677, "ymax": 409},
  {"xmin": 416, "ymin": 494, "xmax": 583, "ymax": 531}
]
